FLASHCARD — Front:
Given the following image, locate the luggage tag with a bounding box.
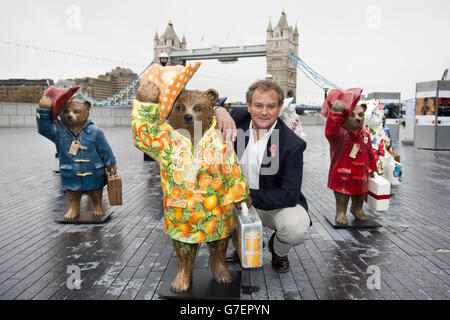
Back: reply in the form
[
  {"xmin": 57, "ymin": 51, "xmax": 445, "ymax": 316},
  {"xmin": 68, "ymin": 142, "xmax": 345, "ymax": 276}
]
[
  {"xmin": 349, "ymin": 143, "xmax": 360, "ymax": 159},
  {"xmin": 68, "ymin": 140, "xmax": 80, "ymax": 156},
  {"xmin": 67, "ymin": 128, "xmax": 86, "ymax": 156}
]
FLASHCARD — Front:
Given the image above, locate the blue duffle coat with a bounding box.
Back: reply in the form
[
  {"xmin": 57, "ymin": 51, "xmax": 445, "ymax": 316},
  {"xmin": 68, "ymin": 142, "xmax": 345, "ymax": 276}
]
[{"xmin": 36, "ymin": 107, "xmax": 117, "ymax": 191}]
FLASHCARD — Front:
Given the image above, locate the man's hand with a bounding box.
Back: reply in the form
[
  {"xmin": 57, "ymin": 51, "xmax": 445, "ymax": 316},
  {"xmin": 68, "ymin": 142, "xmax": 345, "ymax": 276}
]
[
  {"xmin": 214, "ymin": 107, "xmax": 237, "ymax": 143},
  {"xmin": 235, "ymin": 196, "xmax": 252, "ymax": 210},
  {"xmin": 244, "ymin": 196, "xmax": 252, "ymax": 208}
]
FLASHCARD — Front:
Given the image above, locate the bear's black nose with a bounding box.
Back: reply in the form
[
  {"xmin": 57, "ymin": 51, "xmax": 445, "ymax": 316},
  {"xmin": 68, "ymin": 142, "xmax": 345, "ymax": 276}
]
[
  {"xmin": 184, "ymin": 114, "xmax": 193, "ymax": 123},
  {"xmin": 67, "ymin": 115, "xmax": 73, "ymax": 120}
]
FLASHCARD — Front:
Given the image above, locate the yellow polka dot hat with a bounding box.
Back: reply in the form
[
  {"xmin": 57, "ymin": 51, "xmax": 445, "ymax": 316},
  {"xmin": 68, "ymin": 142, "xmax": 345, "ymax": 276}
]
[{"xmin": 142, "ymin": 61, "xmax": 201, "ymax": 123}]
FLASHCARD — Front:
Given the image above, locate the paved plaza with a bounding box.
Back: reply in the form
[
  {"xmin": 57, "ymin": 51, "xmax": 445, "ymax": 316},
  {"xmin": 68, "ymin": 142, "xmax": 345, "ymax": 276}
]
[{"xmin": 0, "ymin": 124, "xmax": 449, "ymax": 300}]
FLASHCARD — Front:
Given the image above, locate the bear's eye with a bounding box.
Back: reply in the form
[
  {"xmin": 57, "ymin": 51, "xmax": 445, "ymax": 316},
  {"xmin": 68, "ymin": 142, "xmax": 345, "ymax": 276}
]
[
  {"xmin": 176, "ymin": 105, "xmax": 185, "ymax": 112},
  {"xmin": 63, "ymin": 109, "xmax": 69, "ymax": 114},
  {"xmin": 74, "ymin": 109, "xmax": 80, "ymax": 114},
  {"xmin": 193, "ymin": 105, "xmax": 201, "ymax": 112},
  {"xmin": 358, "ymin": 112, "xmax": 363, "ymax": 117}
]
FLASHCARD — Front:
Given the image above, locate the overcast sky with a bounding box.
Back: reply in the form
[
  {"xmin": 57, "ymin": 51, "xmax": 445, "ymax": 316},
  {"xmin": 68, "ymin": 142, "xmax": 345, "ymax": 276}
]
[{"xmin": 1, "ymin": 0, "xmax": 449, "ymax": 104}]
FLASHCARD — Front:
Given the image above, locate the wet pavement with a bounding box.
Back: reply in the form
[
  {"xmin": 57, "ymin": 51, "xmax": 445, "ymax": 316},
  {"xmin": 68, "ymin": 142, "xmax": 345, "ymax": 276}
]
[{"xmin": 0, "ymin": 125, "xmax": 449, "ymax": 300}]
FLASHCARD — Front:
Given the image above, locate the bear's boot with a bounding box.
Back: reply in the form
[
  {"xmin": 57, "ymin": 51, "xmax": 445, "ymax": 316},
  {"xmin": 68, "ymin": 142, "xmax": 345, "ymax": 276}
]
[
  {"xmin": 88, "ymin": 188, "xmax": 104, "ymax": 216},
  {"xmin": 334, "ymin": 191, "xmax": 350, "ymax": 225},
  {"xmin": 350, "ymin": 194, "xmax": 368, "ymax": 221},
  {"xmin": 64, "ymin": 190, "xmax": 82, "ymax": 220},
  {"xmin": 171, "ymin": 240, "xmax": 199, "ymax": 293},
  {"xmin": 208, "ymin": 238, "xmax": 232, "ymax": 284}
]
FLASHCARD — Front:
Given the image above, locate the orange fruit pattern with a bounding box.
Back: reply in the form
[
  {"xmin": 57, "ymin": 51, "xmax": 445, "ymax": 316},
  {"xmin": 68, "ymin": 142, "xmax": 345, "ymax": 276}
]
[
  {"xmin": 199, "ymin": 160, "xmax": 211, "ymax": 170},
  {"xmin": 203, "ymin": 148, "xmax": 216, "ymax": 162},
  {"xmin": 177, "ymin": 152, "xmax": 190, "ymax": 168},
  {"xmin": 209, "ymin": 158, "xmax": 220, "ymax": 174},
  {"xmin": 170, "ymin": 186, "xmax": 184, "ymax": 200},
  {"xmin": 173, "ymin": 169, "xmax": 184, "ymax": 185},
  {"xmin": 210, "ymin": 178, "xmax": 223, "ymax": 191},
  {"xmin": 198, "ymin": 172, "xmax": 212, "ymax": 187},
  {"xmin": 132, "ymin": 100, "xmax": 249, "ymax": 244},
  {"xmin": 220, "ymin": 164, "xmax": 231, "ymax": 176},
  {"xmin": 231, "ymin": 163, "xmax": 241, "ymax": 179},
  {"xmin": 230, "ymin": 183, "xmax": 245, "ymax": 201},
  {"xmin": 205, "ymin": 219, "xmax": 218, "ymax": 234},
  {"xmin": 173, "ymin": 207, "xmax": 183, "ymax": 221},
  {"xmin": 203, "ymin": 195, "xmax": 218, "ymax": 211}
]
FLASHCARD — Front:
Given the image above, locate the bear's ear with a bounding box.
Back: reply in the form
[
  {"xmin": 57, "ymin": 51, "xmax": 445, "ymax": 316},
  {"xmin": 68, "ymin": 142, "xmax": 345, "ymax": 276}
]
[
  {"xmin": 84, "ymin": 100, "xmax": 92, "ymax": 110},
  {"xmin": 205, "ymin": 89, "xmax": 219, "ymax": 104},
  {"xmin": 360, "ymin": 103, "xmax": 367, "ymax": 112}
]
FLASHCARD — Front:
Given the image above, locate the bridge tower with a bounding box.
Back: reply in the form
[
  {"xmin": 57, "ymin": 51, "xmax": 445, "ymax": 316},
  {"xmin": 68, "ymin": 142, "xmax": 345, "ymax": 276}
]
[
  {"xmin": 154, "ymin": 20, "xmax": 187, "ymax": 66},
  {"xmin": 266, "ymin": 10, "xmax": 298, "ymax": 100}
]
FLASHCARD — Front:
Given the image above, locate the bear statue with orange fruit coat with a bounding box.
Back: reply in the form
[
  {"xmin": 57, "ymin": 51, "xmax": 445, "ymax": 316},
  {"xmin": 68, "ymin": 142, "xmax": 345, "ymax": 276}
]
[{"xmin": 131, "ymin": 62, "xmax": 251, "ymax": 293}]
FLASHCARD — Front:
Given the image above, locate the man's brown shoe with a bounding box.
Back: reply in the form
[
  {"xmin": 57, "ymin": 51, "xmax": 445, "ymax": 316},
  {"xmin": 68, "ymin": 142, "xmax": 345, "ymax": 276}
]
[{"xmin": 268, "ymin": 232, "xmax": 290, "ymax": 273}]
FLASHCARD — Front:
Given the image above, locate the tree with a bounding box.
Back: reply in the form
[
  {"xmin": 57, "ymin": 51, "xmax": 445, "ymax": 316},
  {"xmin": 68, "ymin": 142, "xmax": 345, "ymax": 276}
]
[{"xmin": 9, "ymin": 86, "xmax": 43, "ymax": 103}]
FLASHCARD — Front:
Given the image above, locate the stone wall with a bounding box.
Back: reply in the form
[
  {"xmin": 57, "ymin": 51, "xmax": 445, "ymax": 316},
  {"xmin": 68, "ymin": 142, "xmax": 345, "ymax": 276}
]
[
  {"xmin": 298, "ymin": 114, "xmax": 325, "ymax": 126},
  {"xmin": 0, "ymin": 102, "xmax": 132, "ymax": 128},
  {"xmin": 0, "ymin": 102, "xmax": 325, "ymax": 128}
]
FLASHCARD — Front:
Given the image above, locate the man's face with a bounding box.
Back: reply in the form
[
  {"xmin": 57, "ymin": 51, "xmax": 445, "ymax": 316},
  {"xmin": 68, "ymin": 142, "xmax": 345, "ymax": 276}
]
[{"xmin": 247, "ymin": 88, "xmax": 282, "ymax": 130}]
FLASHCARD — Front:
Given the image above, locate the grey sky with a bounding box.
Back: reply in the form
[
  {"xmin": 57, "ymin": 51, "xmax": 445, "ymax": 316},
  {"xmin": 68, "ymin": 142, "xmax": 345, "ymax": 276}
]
[{"xmin": 1, "ymin": 0, "xmax": 449, "ymax": 104}]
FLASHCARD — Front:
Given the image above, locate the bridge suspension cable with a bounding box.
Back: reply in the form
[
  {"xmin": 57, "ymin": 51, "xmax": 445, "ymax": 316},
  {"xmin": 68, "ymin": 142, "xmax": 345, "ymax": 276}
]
[
  {"xmin": 4, "ymin": 39, "xmax": 345, "ymax": 105},
  {"xmin": 288, "ymin": 52, "xmax": 342, "ymax": 91},
  {"xmin": 0, "ymin": 40, "xmax": 145, "ymax": 67},
  {"xmin": 79, "ymin": 53, "xmax": 343, "ymax": 105},
  {"xmin": 78, "ymin": 60, "xmax": 154, "ymax": 106}
]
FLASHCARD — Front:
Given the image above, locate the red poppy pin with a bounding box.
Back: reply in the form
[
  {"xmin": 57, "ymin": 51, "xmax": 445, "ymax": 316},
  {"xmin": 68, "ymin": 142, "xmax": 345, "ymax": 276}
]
[{"xmin": 269, "ymin": 144, "xmax": 277, "ymax": 157}]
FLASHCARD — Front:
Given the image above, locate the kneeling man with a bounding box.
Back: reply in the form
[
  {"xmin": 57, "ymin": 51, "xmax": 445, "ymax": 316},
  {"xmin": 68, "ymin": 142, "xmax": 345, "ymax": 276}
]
[{"xmin": 215, "ymin": 80, "xmax": 311, "ymax": 272}]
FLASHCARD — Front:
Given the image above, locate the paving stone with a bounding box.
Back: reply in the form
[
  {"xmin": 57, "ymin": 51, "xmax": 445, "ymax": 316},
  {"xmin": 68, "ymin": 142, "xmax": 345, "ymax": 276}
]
[{"xmin": 0, "ymin": 126, "xmax": 449, "ymax": 300}]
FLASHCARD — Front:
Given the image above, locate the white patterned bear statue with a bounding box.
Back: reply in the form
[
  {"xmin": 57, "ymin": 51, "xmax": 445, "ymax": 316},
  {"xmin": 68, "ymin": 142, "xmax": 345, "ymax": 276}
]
[
  {"xmin": 279, "ymin": 97, "xmax": 307, "ymax": 139},
  {"xmin": 364, "ymin": 99, "xmax": 402, "ymax": 186}
]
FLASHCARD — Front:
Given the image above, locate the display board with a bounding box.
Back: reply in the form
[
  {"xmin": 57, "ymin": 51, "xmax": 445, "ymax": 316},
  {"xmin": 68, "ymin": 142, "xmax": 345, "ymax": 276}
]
[{"xmin": 414, "ymin": 80, "xmax": 450, "ymax": 149}]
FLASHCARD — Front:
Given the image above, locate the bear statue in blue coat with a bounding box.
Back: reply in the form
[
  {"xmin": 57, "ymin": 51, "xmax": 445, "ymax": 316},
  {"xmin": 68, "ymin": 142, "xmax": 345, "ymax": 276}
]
[{"xmin": 36, "ymin": 86, "xmax": 118, "ymax": 220}]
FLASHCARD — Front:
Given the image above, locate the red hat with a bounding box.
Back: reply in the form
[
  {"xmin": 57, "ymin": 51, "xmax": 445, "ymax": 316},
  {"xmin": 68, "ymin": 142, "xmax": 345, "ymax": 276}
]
[
  {"xmin": 42, "ymin": 86, "xmax": 80, "ymax": 121},
  {"xmin": 321, "ymin": 88, "xmax": 363, "ymax": 122}
]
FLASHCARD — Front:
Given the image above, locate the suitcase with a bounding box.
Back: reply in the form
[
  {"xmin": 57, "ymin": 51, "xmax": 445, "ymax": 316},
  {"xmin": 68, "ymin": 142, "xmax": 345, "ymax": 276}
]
[
  {"xmin": 232, "ymin": 203, "xmax": 263, "ymax": 268},
  {"xmin": 106, "ymin": 170, "xmax": 122, "ymax": 206},
  {"xmin": 365, "ymin": 173, "xmax": 390, "ymax": 211}
]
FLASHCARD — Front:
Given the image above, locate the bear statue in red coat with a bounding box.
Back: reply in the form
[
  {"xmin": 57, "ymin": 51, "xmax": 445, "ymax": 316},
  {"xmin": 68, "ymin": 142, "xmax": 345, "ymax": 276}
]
[{"xmin": 321, "ymin": 88, "xmax": 379, "ymax": 225}]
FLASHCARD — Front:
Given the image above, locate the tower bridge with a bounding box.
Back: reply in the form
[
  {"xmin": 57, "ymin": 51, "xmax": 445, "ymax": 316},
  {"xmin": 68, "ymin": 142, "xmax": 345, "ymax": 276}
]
[
  {"xmin": 154, "ymin": 10, "xmax": 298, "ymax": 99},
  {"xmin": 79, "ymin": 10, "xmax": 341, "ymax": 107},
  {"xmin": 168, "ymin": 44, "xmax": 267, "ymax": 62}
]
